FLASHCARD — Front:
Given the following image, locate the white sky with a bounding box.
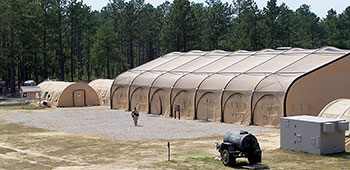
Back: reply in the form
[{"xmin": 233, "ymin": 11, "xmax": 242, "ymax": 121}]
[{"xmin": 83, "ymin": 0, "xmax": 349, "ymax": 18}]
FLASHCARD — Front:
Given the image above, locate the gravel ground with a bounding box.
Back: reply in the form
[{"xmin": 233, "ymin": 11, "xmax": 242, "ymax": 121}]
[{"xmin": 0, "ymin": 106, "xmax": 278, "ymax": 141}]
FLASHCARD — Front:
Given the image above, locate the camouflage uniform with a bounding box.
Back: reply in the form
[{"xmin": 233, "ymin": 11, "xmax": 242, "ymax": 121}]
[{"xmin": 131, "ymin": 109, "xmax": 139, "ymax": 126}]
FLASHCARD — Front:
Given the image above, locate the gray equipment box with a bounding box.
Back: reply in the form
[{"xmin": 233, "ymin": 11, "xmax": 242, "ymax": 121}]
[{"xmin": 280, "ymin": 115, "xmax": 349, "ymax": 155}]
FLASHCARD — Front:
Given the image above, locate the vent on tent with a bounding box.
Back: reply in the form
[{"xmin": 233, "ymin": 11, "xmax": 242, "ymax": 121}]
[{"xmin": 276, "ymin": 47, "xmax": 292, "ymax": 50}]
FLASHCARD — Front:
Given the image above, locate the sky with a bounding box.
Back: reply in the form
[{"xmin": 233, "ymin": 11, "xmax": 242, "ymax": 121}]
[{"xmin": 83, "ymin": 0, "xmax": 349, "ymax": 19}]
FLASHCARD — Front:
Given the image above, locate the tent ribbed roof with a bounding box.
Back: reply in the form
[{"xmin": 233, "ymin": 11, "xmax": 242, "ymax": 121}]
[
  {"xmin": 113, "ymin": 46, "xmax": 350, "ymax": 93},
  {"xmin": 38, "ymin": 81, "xmax": 73, "ymax": 92},
  {"xmin": 318, "ymin": 99, "xmax": 350, "ymax": 121},
  {"xmin": 89, "ymin": 79, "xmax": 113, "ymax": 90}
]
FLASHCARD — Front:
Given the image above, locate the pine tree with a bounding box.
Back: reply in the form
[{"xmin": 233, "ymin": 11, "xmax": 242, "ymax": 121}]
[{"xmin": 205, "ymin": 0, "xmax": 232, "ymax": 50}]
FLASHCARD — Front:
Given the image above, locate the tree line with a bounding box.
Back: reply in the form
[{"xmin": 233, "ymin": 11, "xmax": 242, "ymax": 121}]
[{"xmin": 1, "ymin": 0, "xmax": 350, "ymax": 95}]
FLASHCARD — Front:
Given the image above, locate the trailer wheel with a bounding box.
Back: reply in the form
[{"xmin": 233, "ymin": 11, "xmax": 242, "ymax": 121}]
[{"xmin": 221, "ymin": 149, "xmax": 235, "ymax": 166}]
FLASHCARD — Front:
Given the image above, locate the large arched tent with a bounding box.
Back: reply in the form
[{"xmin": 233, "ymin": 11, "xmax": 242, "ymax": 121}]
[
  {"xmin": 318, "ymin": 99, "xmax": 350, "ymax": 122},
  {"xmin": 38, "ymin": 81, "xmax": 99, "ymax": 107},
  {"xmin": 89, "ymin": 79, "xmax": 113, "ymax": 105},
  {"xmin": 111, "ymin": 47, "xmax": 350, "ymax": 126}
]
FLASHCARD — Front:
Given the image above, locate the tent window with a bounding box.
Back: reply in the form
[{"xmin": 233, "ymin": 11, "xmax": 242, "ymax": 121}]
[
  {"xmin": 43, "ymin": 92, "xmax": 48, "ymax": 99},
  {"xmin": 55, "ymin": 94, "xmax": 59, "ymax": 102},
  {"xmin": 102, "ymin": 91, "xmax": 107, "ymax": 98}
]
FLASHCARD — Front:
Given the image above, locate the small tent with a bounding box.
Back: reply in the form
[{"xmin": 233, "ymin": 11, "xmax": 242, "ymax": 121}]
[
  {"xmin": 88, "ymin": 79, "xmax": 113, "ymax": 105},
  {"xmin": 38, "ymin": 81, "xmax": 99, "ymax": 107},
  {"xmin": 318, "ymin": 99, "xmax": 350, "ymax": 122}
]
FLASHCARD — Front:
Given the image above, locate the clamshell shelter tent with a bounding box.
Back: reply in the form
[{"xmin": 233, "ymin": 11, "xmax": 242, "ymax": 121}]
[
  {"xmin": 111, "ymin": 46, "xmax": 350, "ymax": 126},
  {"xmin": 318, "ymin": 99, "xmax": 350, "ymax": 122},
  {"xmin": 88, "ymin": 79, "xmax": 113, "ymax": 105},
  {"xmin": 38, "ymin": 81, "xmax": 99, "ymax": 107}
]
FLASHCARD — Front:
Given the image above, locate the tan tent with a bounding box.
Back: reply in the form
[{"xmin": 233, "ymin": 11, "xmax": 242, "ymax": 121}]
[
  {"xmin": 89, "ymin": 79, "xmax": 113, "ymax": 105},
  {"xmin": 38, "ymin": 81, "xmax": 99, "ymax": 107},
  {"xmin": 318, "ymin": 99, "xmax": 350, "ymax": 122},
  {"xmin": 111, "ymin": 47, "xmax": 350, "ymax": 126}
]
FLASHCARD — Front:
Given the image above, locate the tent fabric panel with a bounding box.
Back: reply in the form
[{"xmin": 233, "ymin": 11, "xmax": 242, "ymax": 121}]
[
  {"xmin": 132, "ymin": 72, "xmax": 162, "ymax": 86},
  {"xmin": 198, "ymin": 74, "xmax": 235, "ymax": 90},
  {"xmin": 221, "ymin": 54, "xmax": 279, "ymax": 73},
  {"xmin": 195, "ymin": 56, "xmax": 251, "ymax": 73},
  {"xmin": 113, "ymin": 71, "xmax": 142, "ymax": 85},
  {"xmin": 172, "ymin": 55, "xmax": 223, "ymax": 72},
  {"xmin": 152, "ymin": 73, "xmax": 184, "ymax": 88},
  {"xmin": 132, "ymin": 53, "xmax": 181, "ymax": 71},
  {"xmin": 255, "ymin": 74, "xmax": 302, "ymax": 92},
  {"xmin": 280, "ymin": 53, "xmax": 345, "ymax": 73},
  {"xmin": 225, "ymin": 74, "xmax": 266, "ymax": 92},
  {"xmin": 173, "ymin": 74, "xmax": 209, "ymax": 89},
  {"xmin": 248, "ymin": 53, "xmax": 308, "ymax": 73},
  {"xmin": 152, "ymin": 56, "xmax": 201, "ymax": 71},
  {"xmin": 89, "ymin": 79, "xmax": 114, "ymax": 89}
]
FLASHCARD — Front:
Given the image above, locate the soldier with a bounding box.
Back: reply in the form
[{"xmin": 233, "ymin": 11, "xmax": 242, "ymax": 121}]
[{"xmin": 131, "ymin": 107, "xmax": 139, "ymax": 126}]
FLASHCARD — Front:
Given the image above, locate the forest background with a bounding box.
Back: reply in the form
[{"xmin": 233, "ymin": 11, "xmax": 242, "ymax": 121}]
[{"xmin": 1, "ymin": 0, "xmax": 350, "ymax": 94}]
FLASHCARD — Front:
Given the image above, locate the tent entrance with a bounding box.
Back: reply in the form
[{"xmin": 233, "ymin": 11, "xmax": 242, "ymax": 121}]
[
  {"xmin": 253, "ymin": 95, "xmax": 281, "ymax": 126},
  {"xmin": 112, "ymin": 86, "xmax": 127, "ymax": 110},
  {"xmin": 130, "ymin": 87, "xmax": 147, "ymax": 112},
  {"xmin": 223, "ymin": 93, "xmax": 248, "ymax": 124},
  {"xmin": 73, "ymin": 89, "xmax": 86, "ymax": 107},
  {"xmin": 150, "ymin": 89, "xmax": 167, "ymax": 115},
  {"xmin": 197, "ymin": 93, "xmax": 218, "ymax": 122}
]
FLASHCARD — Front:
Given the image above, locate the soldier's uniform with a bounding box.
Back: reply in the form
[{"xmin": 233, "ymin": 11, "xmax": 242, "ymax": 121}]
[{"xmin": 131, "ymin": 108, "xmax": 139, "ymax": 126}]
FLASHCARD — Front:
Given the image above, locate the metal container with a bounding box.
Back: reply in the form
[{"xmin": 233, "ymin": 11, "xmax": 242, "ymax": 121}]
[
  {"xmin": 280, "ymin": 115, "xmax": 349, "ymax": 155},
  {"xmin": 216, "ymin": 130, "xmax": 262, "ymax": 166}
]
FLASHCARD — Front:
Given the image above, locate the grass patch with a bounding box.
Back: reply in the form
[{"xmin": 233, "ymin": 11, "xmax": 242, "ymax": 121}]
[
  {"xmin": 187, "ymin": 157, "xmax": 220, "ymax": 165},
  {"xmin": 0, "ymin": 116, "xmax": 348, "ymax": 170},
  {"xmin": 0, "ymin": 121, "xmax": 48, "ymax": 135},
  {"xmin": 0, "ymin": 104, "xmax": 43, "ymax": 110},
  {"xmin": 264, "ymin": 149, "xmax": 350, "ymax": 170}
]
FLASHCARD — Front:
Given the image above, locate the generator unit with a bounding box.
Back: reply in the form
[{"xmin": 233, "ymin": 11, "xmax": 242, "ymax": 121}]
[{"xmin": 280, "ymin": 115, "xmax": 349, "ymax": 155}]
